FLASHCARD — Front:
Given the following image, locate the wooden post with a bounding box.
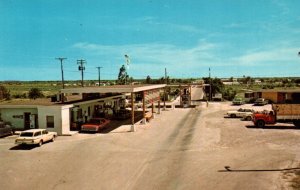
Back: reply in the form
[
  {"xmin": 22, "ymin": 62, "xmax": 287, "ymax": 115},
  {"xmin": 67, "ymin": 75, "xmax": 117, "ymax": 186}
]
[
  {"xmin": 61, "ymin": 93, "xmax": 64, "ymax": 103},
  {"xmin": 189, "ymin": 85, "xmax": 192, "ymax": 106},
  {"xmin": 142, "ymin": 91, "xmax": 146, "ymax": 124},
  {"xmin": 158, "ymin": 100, "xmax": 161, "ymax": 114},
  {"xmin": 131, "ymin": 92, "xmax": 135, "ymax": 132},
  {"xmin": 180, "ymin": 86, "xmax": 182, "ymax": 107},
  {"xmin": 163, "ymin": 87, "xmax": 166, "ymax": 110}
]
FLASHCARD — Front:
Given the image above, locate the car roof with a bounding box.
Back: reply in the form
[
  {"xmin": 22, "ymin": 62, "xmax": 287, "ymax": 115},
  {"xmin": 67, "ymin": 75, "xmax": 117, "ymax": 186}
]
[{"xmin": 21, "ymin": 129, "xmax": 46, "ymax": 133}]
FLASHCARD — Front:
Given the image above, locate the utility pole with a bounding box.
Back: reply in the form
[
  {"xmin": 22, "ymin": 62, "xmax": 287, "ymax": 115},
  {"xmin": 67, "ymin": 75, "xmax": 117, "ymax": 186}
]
[
  {"xmin": 96, "ymin": 66, "xmax": 102, "ymax": 86},
  {"xmin": 77, "ymin": 59, "xmax": 86, "ymax": 87},
  {"xmin": 55, "ymin": 57, "xmax": 67, "ymax": 89}
]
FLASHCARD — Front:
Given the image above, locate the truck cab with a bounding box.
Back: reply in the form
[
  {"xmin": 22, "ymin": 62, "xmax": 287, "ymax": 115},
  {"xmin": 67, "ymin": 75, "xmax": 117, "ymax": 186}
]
[{"xmin": 252, "ymin": 110, "xmax": 276, "ymax": 127}]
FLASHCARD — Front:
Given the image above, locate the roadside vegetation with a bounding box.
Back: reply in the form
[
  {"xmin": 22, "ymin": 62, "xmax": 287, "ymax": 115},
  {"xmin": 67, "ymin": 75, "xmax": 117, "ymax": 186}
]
[{"xmin": 0, "ymin": 77, "xmax": 299, "ymax": 101}]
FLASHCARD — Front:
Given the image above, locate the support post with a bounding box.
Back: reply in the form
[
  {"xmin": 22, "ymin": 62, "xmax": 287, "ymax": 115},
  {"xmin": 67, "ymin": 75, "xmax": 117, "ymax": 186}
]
[
  {"xmin": 180, "ymin": 86, "xmax": 182, "ymax": 107},
  {"xmin": 152, "ymin": 102, "xmax": 155, "ymax": 119},
  {"xmin": 158, "ymin": 100, "xmax": 161, "ymax": 114},
  {"xmin": 61, "ymin": 93, "xmax": 64, "ymax": 103},
  {"xmin": 142, "ymin": 91, "xmax": 146, "ymax": 124},
  {"xmin": 131, "ymin": 92, "xmax": 135, "ymax": 132},
  {"xmin": 189, "ymin": 85, "xmax": 192, "ymax": 106}
]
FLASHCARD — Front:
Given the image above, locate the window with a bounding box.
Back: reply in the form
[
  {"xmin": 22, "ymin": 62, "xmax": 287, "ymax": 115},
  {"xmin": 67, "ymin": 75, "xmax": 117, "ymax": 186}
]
[
  {"xmin": 46, "ymin": 116, "xmax": 54, "ymax": 128},
  {"xmin": 34, "ymin": 131, "xmax": 41, "ymax": 137},
  {"xmin": 42, "ymin": 130, "xmax": 48, "ymax": 135}
]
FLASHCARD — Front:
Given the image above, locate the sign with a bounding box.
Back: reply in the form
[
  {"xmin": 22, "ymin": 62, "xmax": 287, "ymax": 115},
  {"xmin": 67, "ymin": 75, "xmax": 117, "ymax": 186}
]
[{"xmin": 13, "ymin": 115, "xmax": 23, "ymax": 119}]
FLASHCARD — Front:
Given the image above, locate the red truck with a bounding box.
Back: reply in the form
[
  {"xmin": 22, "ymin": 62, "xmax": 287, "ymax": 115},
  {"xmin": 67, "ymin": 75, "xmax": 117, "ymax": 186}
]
[{"xmin": 252, "ymin": 104, "xmax": 300, "ymax": 127}]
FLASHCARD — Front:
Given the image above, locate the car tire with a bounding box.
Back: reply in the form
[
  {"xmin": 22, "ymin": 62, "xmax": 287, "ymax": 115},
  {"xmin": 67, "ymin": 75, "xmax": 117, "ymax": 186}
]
[
  {"xmin": 293, "ymin": 121, "xmax": 300, "ymax": 128},
  {"xmin": 256, "ymin": 120, "xmax": 265, "ymax": 128},
  {"xmin": 38, "ymin": 140, "xmax": 43, "ymax": 147}
]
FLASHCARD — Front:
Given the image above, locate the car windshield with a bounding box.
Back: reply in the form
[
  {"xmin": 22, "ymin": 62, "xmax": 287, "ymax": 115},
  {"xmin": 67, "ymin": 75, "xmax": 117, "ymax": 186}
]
[{"xmin": 20, "ymin": 132, "xmax": 34, "ymax": 137}]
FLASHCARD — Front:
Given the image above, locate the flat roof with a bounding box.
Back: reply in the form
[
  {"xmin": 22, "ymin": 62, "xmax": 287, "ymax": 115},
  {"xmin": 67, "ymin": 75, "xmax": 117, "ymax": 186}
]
[
  {"xmin": 255, "ymin": 88, "xmax": 300, "ymax": 93},
  {"xmin": 60, "ymin": 84, "xmax": 166, "ymax": 94}
]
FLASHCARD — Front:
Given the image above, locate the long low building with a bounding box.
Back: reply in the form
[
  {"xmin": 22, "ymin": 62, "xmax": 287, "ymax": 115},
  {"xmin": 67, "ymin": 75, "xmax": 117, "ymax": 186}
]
[{"xmin": 0, "ymin": 84, "xmax": 166, "ymax": 135}]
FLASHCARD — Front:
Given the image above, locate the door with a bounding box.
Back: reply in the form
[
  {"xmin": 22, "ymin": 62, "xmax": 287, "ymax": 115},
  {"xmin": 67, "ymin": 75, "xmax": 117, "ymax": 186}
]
[{"xmin": 24, "ymin": 112, "xmax": 31, "ymax": 130}]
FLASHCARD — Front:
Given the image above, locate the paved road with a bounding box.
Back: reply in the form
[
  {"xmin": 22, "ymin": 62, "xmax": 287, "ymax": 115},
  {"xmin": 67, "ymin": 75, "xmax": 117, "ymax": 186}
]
[{"xmin": 1, "ymin": 102, "xmax": 300, "ymax": 190}]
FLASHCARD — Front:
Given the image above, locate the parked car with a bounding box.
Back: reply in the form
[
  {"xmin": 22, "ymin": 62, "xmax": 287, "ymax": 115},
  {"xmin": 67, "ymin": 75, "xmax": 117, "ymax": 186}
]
[
  {"xmin": 0, "ymin": 122, "xmax": 13, "ymax": 137},
  {"xmin": 15, "ymin": 129, "xmax": 57, "ymax": 146},
  {"xmin": 232, "ymin": 97, "xmax": 245, "ymax": 105},
  {"xmin": 254, "ymin": 98, "xmax": 268, "ymax": 106},
  {"xmin": 226, "ymin": 108, "xmax": 254, "ymax": 118},
  {"xmin": 242, "ymin": 112, "xmax": 254, "ymax": 121},
  {"xmin": 81, "ymin": 118, "xmax": 110, "ymax": 132}
]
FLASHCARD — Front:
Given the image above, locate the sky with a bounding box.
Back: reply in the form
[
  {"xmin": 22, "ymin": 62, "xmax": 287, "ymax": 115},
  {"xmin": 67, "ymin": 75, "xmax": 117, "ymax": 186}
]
[{"xmin": 0, "ymin": 0, "xmax": 300, "ymax": 81}]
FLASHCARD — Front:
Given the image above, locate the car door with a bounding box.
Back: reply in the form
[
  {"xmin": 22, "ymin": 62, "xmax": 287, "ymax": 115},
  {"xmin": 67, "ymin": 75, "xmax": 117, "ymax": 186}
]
[{"xmin": 41, "ymin": 130, "xmax": 49, "ymax": 142}]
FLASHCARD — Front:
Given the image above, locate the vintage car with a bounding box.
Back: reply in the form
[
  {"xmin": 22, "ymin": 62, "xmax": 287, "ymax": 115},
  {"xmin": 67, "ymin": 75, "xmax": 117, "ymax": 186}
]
[
  {"xmin": 81, "ymin": 118, "xmax": 110, "ymax": 132},
  {"xmin": 226, "ymin": 108, "xmax": 254, "ymax": 118},
  {"xmin": 0, "ymin": 122, "xmax": 13, "ymax": 138},
  {"xmin": 232, "ymin": 97, "xmax": 245, "ymax": 105},
  {"xmin": 15, "ymin": 129, "xmax": 57, "ymax": 146},
  {"xmin": 242, "ymin": 112, "xmax": 254, "ymax": 121},
  {"xmin": 254, "ymin": 98, "xmax": 268, "ymax": 106}
]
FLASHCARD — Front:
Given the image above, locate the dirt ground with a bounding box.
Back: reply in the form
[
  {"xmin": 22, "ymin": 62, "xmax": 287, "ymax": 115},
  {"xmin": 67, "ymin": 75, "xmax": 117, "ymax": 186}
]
[{"xmin": 1, "ymin": 101, "xmax": 300, "ymax": 190}]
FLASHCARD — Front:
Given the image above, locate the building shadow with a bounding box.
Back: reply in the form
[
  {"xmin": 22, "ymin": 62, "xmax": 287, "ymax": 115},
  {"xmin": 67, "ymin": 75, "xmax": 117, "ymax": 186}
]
[
  {"xmin": 246, "ymin": 125, "xmax": 300, "ymax": 130},
  {"xmin": 218, "ymin": 166, "xmax": 300, "ymax": 172},
  {"xmin": 100, "ymin": 111, "xmax": 144, "ymax": 134}
]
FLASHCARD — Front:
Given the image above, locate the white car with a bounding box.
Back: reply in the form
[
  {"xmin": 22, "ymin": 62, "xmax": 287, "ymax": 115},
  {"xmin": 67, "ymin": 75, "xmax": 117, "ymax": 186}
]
[
  {"xmin": 226, "ymin": 108, "xmax": 253, "ymax": 118},
  {"xmin": 15, "ymin": 129, "xmax": 57, "ymax": 146}
]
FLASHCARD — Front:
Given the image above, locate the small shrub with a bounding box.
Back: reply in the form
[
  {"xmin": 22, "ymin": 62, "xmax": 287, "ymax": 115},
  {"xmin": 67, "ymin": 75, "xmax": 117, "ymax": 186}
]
[{"xmin": 28, "ymin": 88, "xmax": 44, "ymax": 100}]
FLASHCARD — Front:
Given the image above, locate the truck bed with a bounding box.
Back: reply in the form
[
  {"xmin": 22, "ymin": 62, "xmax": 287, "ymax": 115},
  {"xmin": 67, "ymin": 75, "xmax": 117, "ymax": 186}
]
[{"xmin": 273, "ymin": 104, "xmax": 300, "ymax": 121}]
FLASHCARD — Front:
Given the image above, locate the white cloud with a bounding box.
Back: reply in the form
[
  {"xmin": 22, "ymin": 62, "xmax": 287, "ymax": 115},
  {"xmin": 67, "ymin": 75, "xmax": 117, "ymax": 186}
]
[
  {"xmin": 233, "ymin": 47, "xmax": 299, "ymax": 65},
  {"xmin": 71, "ymin": 41, "xmax": 220, "ymax": 78},
  {"xmin": 71, "ymin": 41, "xmax": 300, "ymax": 78}
]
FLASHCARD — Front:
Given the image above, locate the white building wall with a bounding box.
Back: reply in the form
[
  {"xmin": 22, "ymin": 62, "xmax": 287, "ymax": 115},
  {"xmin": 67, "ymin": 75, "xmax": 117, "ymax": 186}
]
[
  {"xmin": 0, "ymin": 107, "xmax": 38, "ymax": 129},
  {"xmin": 37, "ymin": 105, "xmax": 73, "ymax": 135},
  {"xmin": 61, "ymin": 106, "xmax": 71, "ymax": 135}
]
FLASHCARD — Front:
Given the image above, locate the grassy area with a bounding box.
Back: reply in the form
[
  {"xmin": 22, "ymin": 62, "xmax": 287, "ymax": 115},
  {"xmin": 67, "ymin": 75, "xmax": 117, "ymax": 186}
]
[{"xmin": 1, "ymin": 81, "xmax": 64, "ymax": 97}]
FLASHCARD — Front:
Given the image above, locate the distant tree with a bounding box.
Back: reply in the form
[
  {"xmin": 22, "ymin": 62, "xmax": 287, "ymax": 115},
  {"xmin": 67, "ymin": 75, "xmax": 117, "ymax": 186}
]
[
  {"xmin": 0, "ymin": 85, "xmax": 10, "ymax": 100},
  {"xmin": 203, "ymin": 77, "xmax": 224, "ymax": 98},
  {"xmin": 28, "ymin": 88, "xmax": 44, "ymax": 100},
  {"xmin": 222, "ymin": 87, "xmax": 237, "ymax": 101},
  {"xmin": 146, "ymin": 75, "xmax": 152, "ymax": 84},
  {"xmin": 117, "ymin": 65, "xmax": 129, "ymax": 85},
  {"xmin": 241, "ymin": 76, "xmax": 253, "ymax": 85}
]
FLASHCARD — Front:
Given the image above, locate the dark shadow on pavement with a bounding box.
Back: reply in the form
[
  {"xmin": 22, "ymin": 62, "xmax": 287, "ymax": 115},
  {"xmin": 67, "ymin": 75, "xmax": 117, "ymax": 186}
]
[
  {"xmin": 246, "ymin": 125, "xmax": 300, "ymax": 130},
  {"xmin": 219, "ymin": 166, "xmax": 300, "ymax": 172},
  {"xmin": 100, "ymin": 111, "xmax": 144, "ymax": 134},
  {"xmin": 10, "ymin": 145, "xmax": 37, "ymax": 150}
]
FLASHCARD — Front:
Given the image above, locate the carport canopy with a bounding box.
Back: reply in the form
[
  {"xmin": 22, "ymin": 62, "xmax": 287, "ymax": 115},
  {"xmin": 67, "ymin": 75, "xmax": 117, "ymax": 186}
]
[
  {"xmin": 60, "ymin": 84, "xmax": 166, "ymax": 129},
  {"xmin": 60, "ymin": 84, "xmax": 166, "ymax": 94}
]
